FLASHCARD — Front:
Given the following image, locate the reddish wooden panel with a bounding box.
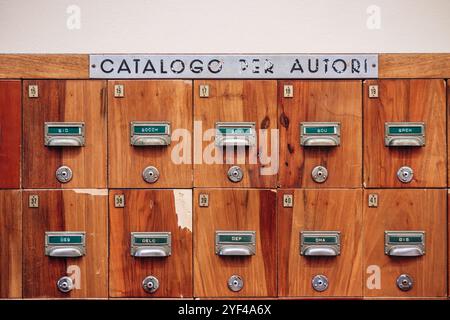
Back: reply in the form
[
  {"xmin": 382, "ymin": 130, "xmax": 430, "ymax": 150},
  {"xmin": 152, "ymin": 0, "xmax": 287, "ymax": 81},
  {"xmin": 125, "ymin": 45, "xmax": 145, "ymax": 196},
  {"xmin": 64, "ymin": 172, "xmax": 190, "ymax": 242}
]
[
  {"xmin": 194, "ymin": 189, "xmax": 277, "ymax": 297},
  {"xmin": 364, "ymin": 79, "xmax": 446, "ymax": 187},
  {"xmin": 108, "ymin": 80, "xmax": 193, "ymax": 188},
  {"xmin": 0, "ymin": 80, "xmax": 21, "ymax": 188},
  {"xmin": 363, "ymin": 189, "xmax": 447, "ymax": 297},
  {"xmin": 109, "ymin": 189, "xmax": 193, "ymax": 297},
  {"xmin": 278, "ymin": 189, "xmax": 363, "ymax": 297},
  {"xmin": 22, "ymin": 190, "xmax": 108, "ymax": 298},
  {"xmin": 278, "ymin": 80, "xmax": 362, "ymax": 188},
  {"xmin": 23, "ymin": 80, "xmax": 107, "ymax": 188},
  {"xmin": 0, "ymin": 190, "xmax": 22, "ymax": 298},
  {"xmin": 193, "ymin": 80, "xmax": 278, "ymax": 188}
]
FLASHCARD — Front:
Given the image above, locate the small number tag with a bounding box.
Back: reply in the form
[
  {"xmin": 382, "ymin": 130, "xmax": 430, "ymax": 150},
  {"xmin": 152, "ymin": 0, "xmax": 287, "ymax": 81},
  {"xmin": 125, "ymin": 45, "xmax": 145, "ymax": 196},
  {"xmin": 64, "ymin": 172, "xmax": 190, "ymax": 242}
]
[
  {"xmin": 199, "ymin": 194, "xmax": 209, "ymax": 207},
  {"xmin": 28, "ymin": 85, "xmax": 39, "ymax": 98},
  {"xmin": 114, "ymin": 84, "xmax": 124, "ymax": 98},
  {"xmin": 368, "ymin": 194, "xmax": 378, "ymax": 207},
  {"xmin": 369, "ymin": 85, "xmax": 379, "ymax": 98},
  {"xmin": 29, "ymin": 195, "xmax": 39, "ymax": 208},
  {"xmin": 283, "ymin": 85, "xmax": 294, "ymax": 98},
  {"xmin": 114, "ymin": 194, "xmax": 125, "ymax": 208},
  {"xmin": 199, "ymin": 85, "xmax": 209, "ymax": 98},
  {"xmin": 283, "ymin": 194, "xmax": 293, "ymax": 207}
]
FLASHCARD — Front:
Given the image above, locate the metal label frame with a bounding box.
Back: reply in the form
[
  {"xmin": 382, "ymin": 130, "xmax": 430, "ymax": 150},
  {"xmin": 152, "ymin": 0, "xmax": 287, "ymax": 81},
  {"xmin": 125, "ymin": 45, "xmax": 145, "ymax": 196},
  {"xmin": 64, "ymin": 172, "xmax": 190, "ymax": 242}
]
[
  {"xmin": 130, "ymin": 121, "xmax": 171, "ymax": 146},
  {"xmin": 44, "ymin": 122, "xmax": 85, "ymax": 147},
  {"xmin": 45, "ymin": 231, "xmax": 86, "ymax": 257},
  {"xmin": 300, "ymin": 122, "xmax": 341, "ymax": 146},
  {"xmin": 300, "ymin": 231, "xmax": 341, "ymax": 256},
  {"xmin": 215, "ymin": 231, "xmax": 256, "ymax": 256},
  {"xmin": 384, "ymin": 231, "xmax": 425, "ymax": 256},
  {"xmin": 90, "ymin": 54, "xmax": 378, "ymax": 79},
  {"xmin": 384, "ymin": 122, "xmax": 425, "ymax": 147},
  {"xmin": 215, "ymin": 122, "xmax": 256, "ymax": 147},
  {"xmin": 130, "ymin": 232, "xmax": 172, "ymax": 257}
]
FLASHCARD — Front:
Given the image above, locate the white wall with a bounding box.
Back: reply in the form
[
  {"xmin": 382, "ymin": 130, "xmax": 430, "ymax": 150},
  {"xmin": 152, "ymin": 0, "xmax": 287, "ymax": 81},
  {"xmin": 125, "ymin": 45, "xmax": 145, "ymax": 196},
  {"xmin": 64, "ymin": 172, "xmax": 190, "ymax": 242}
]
[{"xmin": 0, "ymin": 0, "xmax": 449, "ymax": 53}]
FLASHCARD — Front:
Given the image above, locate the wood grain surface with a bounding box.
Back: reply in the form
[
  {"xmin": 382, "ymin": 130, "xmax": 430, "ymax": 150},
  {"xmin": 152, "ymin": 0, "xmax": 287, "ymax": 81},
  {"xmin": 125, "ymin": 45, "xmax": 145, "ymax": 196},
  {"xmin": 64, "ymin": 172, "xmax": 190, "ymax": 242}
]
[
  {"xmin": 363, "ymin": 79, "xmax": 447, "ymax": 188},
  {"xmin": 108, "ymin": 80, "xmax": 193, "ymax": 188},
  {"xmin": 363, "ymin": 189, "xmax": 447, "ymax": 297},
  {"xmin": 379, "ymin": 54, "xmax": 450, "ymax": 78},
  {"xmin": 194, "ymin": 189, "xmax": 277, "ymax": 297},
  {"xmin": 193, "ymin": 80, "xmax": 278, "ymax": 188},
  {"xmin": 278, "ymin": 189, "xmax": 362, "ymax": 297},
  {"xmin": 0, "ymin": 190, "xmax": 22, "ymax": 298},
  {"xmin": 0, "ymin": 80, "xmax": 21, "ymax": 188},
  {"xmin": 0, "ymin": 54, "xmax": 88, "ymax": 79},
  {"xmin": 448, "ymin": 80, "xmax": 450, "ymax": 187},
  {"xmin": 22, "ymin": 80, "xmax": 107, "ymax": 188},
  {"xmin": 278, "ymin": 80, "xmax": 362, "ymax": 188},
  {"xmin": 109, "ymin": 189, "xmax": 193, "ymax": 298},
  {"xmin": 22, "ymin": 190, "xmax": 108, "ymax": 298}
]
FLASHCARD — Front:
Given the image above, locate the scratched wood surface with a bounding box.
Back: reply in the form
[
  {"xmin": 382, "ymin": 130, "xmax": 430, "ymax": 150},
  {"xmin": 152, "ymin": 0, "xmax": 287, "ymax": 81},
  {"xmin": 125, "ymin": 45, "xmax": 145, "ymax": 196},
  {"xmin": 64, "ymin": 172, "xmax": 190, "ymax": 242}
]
[
  {"xmin": 22, "ymin": 190, "xmax": 108, "ymax": 298},
  {"xmin": 22, "ymin": 80, "xmax": 107, "ymax": 188},
  {"xmin": 278, "ymin": 80, "xmax": 362, "ymax": 188},
  {"xmin": 193, "ymin": 80, "xmax": 278, "ymax": 188},
  {"xmin": 108, "ymin": 80, "xmax": 193, "ymax": 188},
  {"xmin": 0, "ymin": 80, "xmax": 21, "ymax": 188},
  {"xmin": 363, "ymin": 189, "xmax": 447, "ymax": 297},
  {"xmin": 0, "ymin": 54, "xmax": 88, "ymax": 79},
  {"xmin": 363, "ymin": 79, "xmax": 447, "ymax": 188},
  {"xmin": 278, "ymin": 189, "xmax": 362, "ymax": 297},
  {"xmin": 0, "ymin": 190, "xmax": 22, "ymax": 298},
  {"xmin": 194, "ymin": 189, "xmax": 277, "ymax": 297},
  {"xmin": 109, "ymin": 189, "xmax": 193, "ymax": 297}
]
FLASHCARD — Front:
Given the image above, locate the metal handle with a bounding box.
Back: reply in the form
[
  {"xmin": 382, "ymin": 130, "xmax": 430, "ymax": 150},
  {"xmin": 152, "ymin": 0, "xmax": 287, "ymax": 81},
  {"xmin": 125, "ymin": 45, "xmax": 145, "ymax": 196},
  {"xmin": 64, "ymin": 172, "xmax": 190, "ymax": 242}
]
[
  {"xmin": 218, "ymin": 245, "xmax": 254, "ymax": 256},
  {"xmin": 303, "ymin": 246, "xmax": 339, "ymax": 256},
  {"xmin": 47, "ymin": 247, "xmax": 84, "ymax": 258},
  {"xmin": 132, "ymin": 136, "xmax": 170, "ymax": 146},
  {"xmin": 46, "ymin": 137, "xmax": 84, "ymax": 147},
  {"xmin": 302, "ymin": 137, "xmax": 339, "ymax": 147},
  {"xmin": 386, "ymin": 137, "xmax": 423, "ymax": 147},
  {"xmin": 218, "ymin": 136, "xmax": 252, "ymax": 147},
  {"xmin": 388, "ymin": 246, "xmax": 424, "ymax": 257},
  {"xmin": 133, "ymin": 247, "xmax": 170, "ymax": 257}
]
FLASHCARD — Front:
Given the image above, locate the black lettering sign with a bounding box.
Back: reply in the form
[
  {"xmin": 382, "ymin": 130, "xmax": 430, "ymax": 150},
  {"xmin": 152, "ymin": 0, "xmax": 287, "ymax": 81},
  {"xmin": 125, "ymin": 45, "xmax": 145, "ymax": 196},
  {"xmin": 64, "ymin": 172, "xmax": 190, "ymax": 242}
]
[
  {"xmin": 290, "ymin": 59, "xmax": 304, "ymax": 73},
  {"xmin": 100, "ymin": 59, "xmax": 114, "ymax": 73},
  {"xmin": 118, "ymin": 60, "xmax": 131, "ymax": 73}
]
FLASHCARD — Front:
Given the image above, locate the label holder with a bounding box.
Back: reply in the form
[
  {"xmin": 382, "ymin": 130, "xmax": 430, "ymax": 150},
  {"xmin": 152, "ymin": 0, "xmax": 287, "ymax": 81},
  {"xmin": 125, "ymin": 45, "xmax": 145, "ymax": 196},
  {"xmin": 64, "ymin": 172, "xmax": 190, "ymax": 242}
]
[
  {"xmin": 300, "ymin": 122, "xmax": 341, "ymax": 146},
  {"xmin": 300, "ymin": 231, "xmax": 341, "ymax": 256},
  {"xmin": 130, "ymin": 232, "xmax": 172, "ymax": 257},
  {"xmin": 44, "ymin": 122, "xmax": 85, "ymax": 147},
  {"xmin": 215, "ymin": 231, "xmax": 256, "ymax": 256},
  {"xmin": 45, "ymin": 231, "xmax": 86, "ymax": 257},
  {"xmin": 384, "ymin": 122, "xmax": 425, "ymax": 147},
  {"xmin": 215, "ymin": 122, "xmax": 256, "ymax": 147},
  {"xmin": 130, "ymin": 121, "xmax": 171, "ymax": 146},
  {"xmin": 385, "ymin": 231, "xmax": 425, "ymax": 257}
]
